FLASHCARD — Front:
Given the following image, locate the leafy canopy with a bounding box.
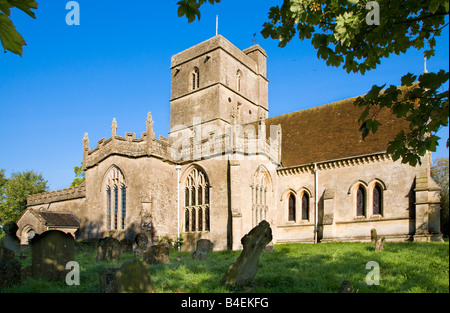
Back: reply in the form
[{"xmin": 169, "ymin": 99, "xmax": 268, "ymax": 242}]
[
  {"xmin": 177, "ymin": 0, "xmax": 449, "ymax": 166},
  {"xmin": 0, "ymin": 170, "xmax": 48, "ymax": 222},
  {"xmin": 0, "ymin": 0, "xmax": 38, "ymax": 56}
]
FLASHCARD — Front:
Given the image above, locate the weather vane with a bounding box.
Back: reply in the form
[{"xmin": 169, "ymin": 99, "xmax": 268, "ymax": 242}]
[{"xmin": 251, "ymin": 33, "xmax": 258, "ymax": 44}]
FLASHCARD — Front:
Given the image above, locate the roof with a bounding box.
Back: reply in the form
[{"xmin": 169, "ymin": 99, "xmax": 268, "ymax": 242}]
[
  {"xmin": 38, "ymin": 212, "xmax": 80, "ymax": 228},
  {"xmin": 265, "ymin": 96, "xmax": 410, "ymax": 168}
]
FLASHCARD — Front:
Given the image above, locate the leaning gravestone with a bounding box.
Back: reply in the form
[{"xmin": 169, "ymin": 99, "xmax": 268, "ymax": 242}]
[
  {"xmin": 115, "ymin": 259, "xmax": 152, "ymax": 293},
  {"xmin": 221, "ymin": 220, "xmax": 272, "ymax": 287},
  {"xmin": 143, "ymin": 244, "xmax": 170, "ymax": 265},
  {"xmin": 0, "ymin": 221, "xmax": 21, "ymax": 255},
  {"xmin": 375, "ymin": 236, "xmax": 385, "ymax": 252},
  {"xmin": 30, "ymin": 230, "xmax": 75, "ymax": 281},
  {"xmin": 97, "ymin": 237, "xmax": 121, "ymax": 262}
]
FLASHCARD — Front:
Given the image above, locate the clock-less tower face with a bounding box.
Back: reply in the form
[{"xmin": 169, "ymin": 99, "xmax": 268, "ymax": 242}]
[{"xmin": 169, "ymin": 35, "xmax": 269, "ymax": 140}]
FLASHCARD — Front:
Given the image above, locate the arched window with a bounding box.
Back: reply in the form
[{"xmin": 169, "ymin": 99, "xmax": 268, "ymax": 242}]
[
  {"xmin": 252, "ymin": 166, "xmax": 271, "ymax": 227},
  {"xmin": 302, "ymin": 193, "xmax": 310, "ymax": 221},
  {"xmin": 373, "ymin": 184, "xmax": 382, "ymax": 215},
  {"xmin": 288, "ymin": 194, "xmax": 296, "ymax": 221},
  {"xmin": 121, "ymin": 185, "xmax": 126, "ymax": 229},
  {"xmin": 184, "ymin": 167, "xmax": 210, "ymax": 233},
  {"xmin": 192, "ymin": 67, "xmax": 200, "ymax": 90},
  {"xmin": 105, "ymin": 166, "xmax": 127, "ymax": 230},
  {"xmin": 236, "ymin": 70, "xmax": 242, "ymax": 92},
  {"xmin": 357, "ymin": 186, "xmax": 366, "ymax": 217}
]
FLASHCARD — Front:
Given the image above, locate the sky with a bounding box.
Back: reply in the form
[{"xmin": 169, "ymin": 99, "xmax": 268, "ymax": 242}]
[{"xmin": 0, "ymin": 0, "xmax": 449, "ymax": 191}]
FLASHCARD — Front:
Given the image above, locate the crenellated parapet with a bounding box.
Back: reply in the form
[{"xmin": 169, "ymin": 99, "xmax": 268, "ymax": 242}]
[
  {"xmin": 83, "ymin": 113, "xmax": 173, "ymax": 169},
  {"xmin": 27, "ymin": 182, "xmax": 86, "ymax": 206},
  {"xmin": 83, "ymin": 113, "xmax": 282, "ymax": 167}
]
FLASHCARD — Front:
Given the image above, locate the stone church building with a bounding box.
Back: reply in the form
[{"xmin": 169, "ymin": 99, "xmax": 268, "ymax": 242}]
[{"xmin": 17, "ymin": 35, "xmax": 443, "ymax": 250}]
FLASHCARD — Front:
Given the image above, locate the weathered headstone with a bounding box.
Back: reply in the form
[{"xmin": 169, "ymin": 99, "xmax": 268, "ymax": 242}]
[
  {"xmin": 30, "ymin": 230, "xmax": 75, "ymax": 281},
  {"xmin": 375, "ymin": 236, "xmax": 385, "ymax": 251},
  {"xmin": 192, "ymin": 239, "xmax": 213, "ymax": 260},
  {"xmin": 119, "ymin": 238, "xmax": 133, "ymax": 253},
  {"xmin": 370, "ymin": 228, "xmax": 378, "ymax": 243},
  {"xmin": 0, "ymin": 221, "xmax": 20, "ymax": 254},
  {"xmin": 115, "ymin": 259, "xmax": 152, "ymax": 293},
  {"xmin": 221, "ymin": 220, "xmax": 272, "ymax": 287},
  {"xmin": 338, "ymin": 280, "xmax": 355, "ymax": 293},
  {"xmin": 98, "ymin": 267, "xmax": 119, "ymax": 293},
  {"xmin": 0, "ymin": 258, "xmax": 21, "ymax": 289},
  {"xmin": 143, "ymin": 244, "xmax": 170, "ymax": 265},
  {"xmin": 133, "ymin": 233, "xmax": 149, "ymax": 257},
  {"xmin": 97, "ymin": 237, "xmax": 121, "ymax": 262}
]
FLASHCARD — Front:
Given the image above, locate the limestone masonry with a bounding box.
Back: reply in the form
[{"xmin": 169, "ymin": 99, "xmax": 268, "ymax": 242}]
[{"xmin": 17, "ymin": 35, "xmax": 443, "ymax": 250}]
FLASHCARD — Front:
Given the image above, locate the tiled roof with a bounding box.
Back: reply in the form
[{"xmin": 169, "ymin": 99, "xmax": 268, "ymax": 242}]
[
  {"xmin": 266, "ymin": 96, "xmax": 410, "ymax": 168},
  {"xmin": 38, "ymin": 212, "xmax": 80, "ymax": 228}
]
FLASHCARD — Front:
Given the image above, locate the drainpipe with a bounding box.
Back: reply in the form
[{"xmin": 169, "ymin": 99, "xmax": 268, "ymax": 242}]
[
  {"xmin": 175, "ymin": 164, "xmax": 182, "ymax": 251},
  {"xmin": 314, "ymin": 163, "xmax": 319, "ymax": 244}
]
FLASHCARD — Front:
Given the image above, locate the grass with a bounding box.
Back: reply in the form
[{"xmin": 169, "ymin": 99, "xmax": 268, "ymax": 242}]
[{"xmin": 2, "ymin": 241, "xmax": 448, "ymax": 293}]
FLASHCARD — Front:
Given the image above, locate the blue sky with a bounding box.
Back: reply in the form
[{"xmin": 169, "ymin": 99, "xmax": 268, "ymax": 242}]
[{"xmin": 0, "ymin": 0, "xmax": 448, "ymax": 190}]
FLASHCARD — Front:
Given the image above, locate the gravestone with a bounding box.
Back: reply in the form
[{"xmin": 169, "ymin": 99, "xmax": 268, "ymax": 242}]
[
  {"xmin": 370, "ymin": 228, "xmax": 378, "ymax": 243},
  {"xmin": 98, "ymin": 267, "xmax": 119, "ymax": 293},
  {"xmin": 133, "ymin": 233, "xmax": 149, "ymax": 257},
  {"xmin": 97, "ymin": 237, "xmax": 121, "ymax": 262},
  {"xmin": 221, "ymin": 220, "xmax": 272, "ymax": 287},
  {"xmin": 30, "ymin": 230, "xmax": 75, "ymax": 281},
  {"xmin": 338, "ymin": 280, "xmax": 355, "ymax": 293},
  {"xmin": 143, "ymin": 244, "xmax": 170, "ymax": 265},
  {"xmin": 192, "ymin": 239, "xmax": 213, "ymax": 260},
  {"xmin": 115, "ymin": 259, "xmax": 152, "ymax": 293},
  {"xmin": 119, "ymin": 238, "xmax": 133, "ymax": 253},
  {"xmin": 0, "ymin": 221, "xmax": 20, "ymax": 254},
  {"xmin": 0, "ymin": 258, "xmax": 21, "ymax": 290},
  {"xmin": 375, "ymin": 236, "xmax": 385, "ymax": 252}
]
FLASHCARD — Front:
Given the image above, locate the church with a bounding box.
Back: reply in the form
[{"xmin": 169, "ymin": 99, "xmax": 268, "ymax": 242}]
[{"xmin": 17, "ymin": 35, "xmax": 443, "ymax": 250}]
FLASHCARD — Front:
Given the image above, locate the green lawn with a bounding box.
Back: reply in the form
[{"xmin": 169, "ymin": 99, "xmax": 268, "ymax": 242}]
[{"xmin": 2, "ymin": 241, "xmax": 449, "ymax": 293}]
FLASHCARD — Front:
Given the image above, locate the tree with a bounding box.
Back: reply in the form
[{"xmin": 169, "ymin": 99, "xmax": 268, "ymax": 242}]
[
  {"xmin": 70, "ymin": 162, "xmax": 85, "ymax": 187},
  {"xmin": 0, "ymin": 0, "xmax": 39, "ymax": 56},
  {"xmin": 0, "ymin": 170, "xmax": 48, "ymax": 222},
  {"xmin": 177, "ymin": 0, "xmax": 449, "ymax": 166},
  {"xmin": 431, "ymin": 157, "xmax": 449, "ymax": 237}
]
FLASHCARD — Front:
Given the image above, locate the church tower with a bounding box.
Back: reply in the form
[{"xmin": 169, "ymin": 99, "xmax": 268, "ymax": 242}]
[{"xmin": 169, "ymin": 35, "xmax": 268, "ymax": 139}]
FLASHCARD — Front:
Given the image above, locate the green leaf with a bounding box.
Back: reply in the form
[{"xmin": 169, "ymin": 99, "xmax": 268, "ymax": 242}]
[
  {"xmin": 429, "ymin": 0, "xmax": 440, "ymax": 13},
  {"xmin": 401, "ymin": 73, "xmax": 416, "ymax": 86},
  {"xmin": 0, "ymin": 13, "xmax": 26, "ymax": 56},
  {"xmin": 7, "ymin": 0, "xmax": 38, "ymax": 19},
  {"xmin": 0, "ymin": 0, "xmax": 12, "ymax": 16}
]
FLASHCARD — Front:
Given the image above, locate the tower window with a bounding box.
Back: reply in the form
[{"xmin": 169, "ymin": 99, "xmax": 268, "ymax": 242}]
[
  {"xmin": 192, "ymin": 67, "xmax": 200, "ymax": 90},
  {"xmin": 236, "ymin": 70, "xmax": 242, "ymax": 92}
]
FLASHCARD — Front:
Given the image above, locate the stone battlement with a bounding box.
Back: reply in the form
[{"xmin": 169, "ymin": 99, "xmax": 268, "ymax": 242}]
[{"xmin": 27, "ymin": 182, "xmax": 86, "ymax": 206}]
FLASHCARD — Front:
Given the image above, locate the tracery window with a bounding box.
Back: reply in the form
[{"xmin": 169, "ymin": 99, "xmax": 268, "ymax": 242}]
[
  {"xmin": 373, "ymin": 184, "xmax": 382, "ymax": 216},
  {"xmin": 288, "ymin": 194, "xmax": 296, "ymax": 221},
  {"xmin": 184, "ymin": 168, "xmax": 210, "ymax": 233},
  {"xmin": 356, "ymin": 186, "xmax": 366, "ymax": 217},
  {"xmin": 302, "ymin": 192, "xmax": 310, "ymax": 221},
  {"xmin": 252, "ymin": 166, "xmax": 271, "ymax": 227},
  {"xmin": 105, "ymin": 166, "xmax": 126, "ymax": 230}
]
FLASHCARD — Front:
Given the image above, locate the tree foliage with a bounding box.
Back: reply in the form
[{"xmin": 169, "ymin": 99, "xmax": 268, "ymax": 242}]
[
  {"xmin": 177, "ymin": 0, "xmax": 449, "ymax": 166},
  {"xmin": 431, "ymin": 157, "xmax": 449, "ymax": 237},
  {"xmin": 0, "ymin": 0, "xmax": 38, "ymax": 56},
  {"xmin": 70, "ymin": 163, "xmax": 85, "ymax": 187},
  {"xmin": 0, "ymin": 170, "xmax": 48, "ymax": 222}
]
